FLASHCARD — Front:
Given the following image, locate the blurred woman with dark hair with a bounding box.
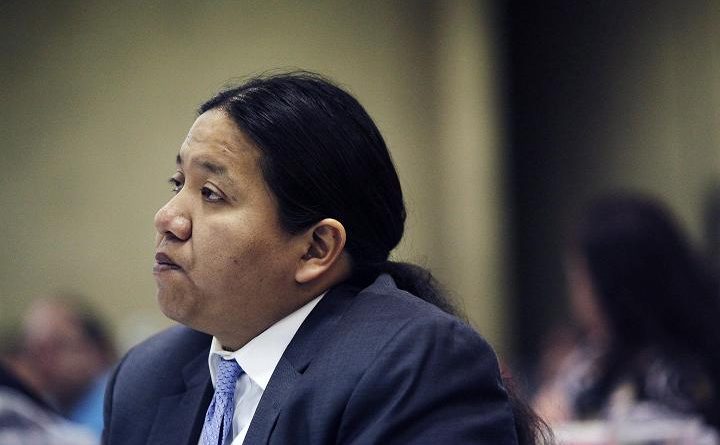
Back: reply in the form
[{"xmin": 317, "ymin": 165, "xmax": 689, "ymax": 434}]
[{"xmin": 534, "ymin": 193, "xmax": 720, "ymax": 440}]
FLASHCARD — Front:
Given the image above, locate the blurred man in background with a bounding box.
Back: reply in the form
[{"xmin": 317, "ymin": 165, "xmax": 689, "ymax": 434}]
[{"xmin": 21, "ymin": 295, "xmax": 116, "ymax": 437}]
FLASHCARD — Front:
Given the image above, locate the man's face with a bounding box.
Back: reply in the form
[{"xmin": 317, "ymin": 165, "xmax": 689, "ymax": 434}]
[{"xmin": 153, "ymin": 110, "xmax": 307, "ymax": 348}]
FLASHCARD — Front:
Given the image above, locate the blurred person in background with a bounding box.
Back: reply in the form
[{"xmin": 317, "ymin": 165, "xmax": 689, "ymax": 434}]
[
  {"xmin": 21, "ymin": 295, "xmax": 117, "ymax": 438},
  {"xmin": 1, "ymin": 327, "xmax": 97, "ymax": 445},
  {"xmin": 533, "ymin": 193, "xmax": 720, "ymax": 441}
]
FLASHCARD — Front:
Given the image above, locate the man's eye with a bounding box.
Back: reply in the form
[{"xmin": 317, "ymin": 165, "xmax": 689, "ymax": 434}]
[
  {"xmin": 168, "ymin": 178, "xmax": 183, "ymax": 193},
  {"xmin": 201, "ymin": 187, "xmax": 223, "ymax": 203}
]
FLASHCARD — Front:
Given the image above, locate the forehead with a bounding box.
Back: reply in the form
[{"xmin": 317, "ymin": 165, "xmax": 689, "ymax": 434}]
[{"xmin": 178, "ymin": 110, "xmax": 262, "ymax": 173}]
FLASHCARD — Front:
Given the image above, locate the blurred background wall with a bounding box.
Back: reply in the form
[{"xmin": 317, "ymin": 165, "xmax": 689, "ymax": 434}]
[{"xmin": 1, "ymin": 0, "xmax": 718, "ymax": 371}]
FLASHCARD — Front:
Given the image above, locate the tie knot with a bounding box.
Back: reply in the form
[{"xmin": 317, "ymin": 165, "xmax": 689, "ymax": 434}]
[{"xmin": 215, "ymin": 358, "xmax": 242, "ymax": 395}]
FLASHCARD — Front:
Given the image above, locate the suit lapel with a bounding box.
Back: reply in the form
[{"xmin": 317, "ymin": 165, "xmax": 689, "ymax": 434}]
[
  {"xmin": 147, "ymin": 346, "xmax": 213, "ymax": 445},
  {"xmin": 243, "ymin": 281, "xmax": 361, "ymax": 444},
  {"xmin": 241, "ymin": 355, "xmax": 298, "ymax": 444}
]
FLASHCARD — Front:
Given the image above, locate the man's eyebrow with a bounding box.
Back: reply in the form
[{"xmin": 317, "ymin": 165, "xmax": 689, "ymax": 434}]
[{"xmin": 176, "ymin": 154, "xmax": 228, "ymax": 177}]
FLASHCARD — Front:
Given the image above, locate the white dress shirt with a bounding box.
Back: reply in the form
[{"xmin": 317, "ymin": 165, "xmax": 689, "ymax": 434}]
[{"xmin": 200, "ymin": 294, "xmax": 324, "ymax": 445}]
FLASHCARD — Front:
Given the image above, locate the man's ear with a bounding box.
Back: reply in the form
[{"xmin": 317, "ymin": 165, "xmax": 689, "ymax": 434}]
[{"xmin": 295, "ymin": 218, "xmax": 347, "ymax": 284}]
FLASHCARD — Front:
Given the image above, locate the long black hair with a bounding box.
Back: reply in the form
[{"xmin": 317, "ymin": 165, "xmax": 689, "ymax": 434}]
[{"xmin": 573, "ymin": 193, "xmax": 720, "ymax": 427}]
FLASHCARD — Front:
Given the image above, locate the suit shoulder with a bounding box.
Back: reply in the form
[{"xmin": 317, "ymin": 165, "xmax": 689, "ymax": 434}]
[
  {"xmin": 351, "ymin": 276, "xmax": 486, "ymax": 343},
  {"xmin": 133, "ymin": 325, "xmax": 211, "ymax": 352},
  {"xmin": 328, "ymin": 276, "xmax": 499, "ymax": 371},
  {"xmin": 115, "ymin": 325, "xmax": 210, "ymax": 384},
  {"xmin": 129, "ymin": 324, "xmax": 210, "ymax": 358}
]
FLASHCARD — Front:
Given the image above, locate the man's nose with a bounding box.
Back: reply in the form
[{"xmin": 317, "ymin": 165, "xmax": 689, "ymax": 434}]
[{"xmin": 154, "ymin": 197, "xmax": 191, "ymax": 241}]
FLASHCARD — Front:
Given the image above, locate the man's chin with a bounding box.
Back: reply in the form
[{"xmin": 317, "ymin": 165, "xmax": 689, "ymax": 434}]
[{"xmin": 157, "ymin": 292, "xmax": 195, "ymax": 326}]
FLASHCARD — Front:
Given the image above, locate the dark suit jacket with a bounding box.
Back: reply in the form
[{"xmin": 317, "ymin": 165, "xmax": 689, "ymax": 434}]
[{"xmin": 103, "ymin": 275, "xmax": 518, "ymax": 444}]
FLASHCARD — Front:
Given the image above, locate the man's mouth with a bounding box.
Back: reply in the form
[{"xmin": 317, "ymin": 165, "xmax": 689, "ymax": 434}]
[{"xmin": 153, "ymin": 252, "xmax": 182, "ymax": 273}]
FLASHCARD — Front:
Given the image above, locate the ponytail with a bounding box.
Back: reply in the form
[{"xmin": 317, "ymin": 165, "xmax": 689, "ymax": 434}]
[{"xmin": 349, "ymin": 260, "xmax": 462, "ymax": 319}]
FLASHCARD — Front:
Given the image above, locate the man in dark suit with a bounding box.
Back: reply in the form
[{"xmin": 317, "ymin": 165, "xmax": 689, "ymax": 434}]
[{"xmin": 103, "ymin": 72, "xmax": 518, "ymax": 444}]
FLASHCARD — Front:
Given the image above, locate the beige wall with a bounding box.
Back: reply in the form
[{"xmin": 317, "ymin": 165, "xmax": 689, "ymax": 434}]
[
  {"xmin": 432, "ymin": 1, "xmax": 509, "ymax": 349},
  {"xmin": 0, "ymin": 1, "xmax": 511, "ymax": 352}
]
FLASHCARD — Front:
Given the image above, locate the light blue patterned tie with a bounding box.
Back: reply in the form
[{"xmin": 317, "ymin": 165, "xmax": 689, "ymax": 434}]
[{"xmin": 201, "ymin": 358, "xmax": 243, "ymax": 445}]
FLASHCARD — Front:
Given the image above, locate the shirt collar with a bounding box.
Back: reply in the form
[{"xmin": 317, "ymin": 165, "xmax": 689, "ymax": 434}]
[{"xmin": 208, "ymin": 293, "xmax": 324, "ymax": 390}]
